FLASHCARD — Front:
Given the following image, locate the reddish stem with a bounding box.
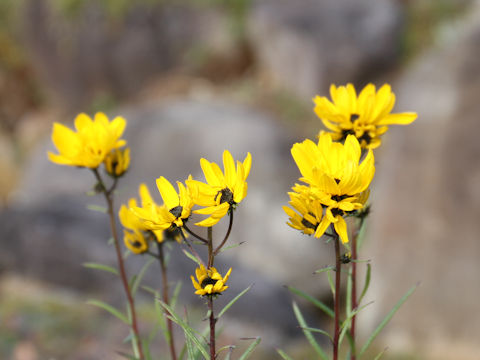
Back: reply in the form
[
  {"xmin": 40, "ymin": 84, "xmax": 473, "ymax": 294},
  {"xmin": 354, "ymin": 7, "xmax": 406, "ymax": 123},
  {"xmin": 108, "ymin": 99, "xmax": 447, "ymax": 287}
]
[{"xmin": 332, "ymin": 226, "xmax": 342, "ymax": 360}]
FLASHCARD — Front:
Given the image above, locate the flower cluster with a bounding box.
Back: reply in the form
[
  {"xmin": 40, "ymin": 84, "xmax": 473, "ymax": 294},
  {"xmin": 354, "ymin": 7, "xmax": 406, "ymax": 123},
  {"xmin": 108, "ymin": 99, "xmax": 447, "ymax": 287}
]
[
  {"xmin": 191, "ymin": 265, "xmax": 232, "ymax": 297},
  {"xmin": 48, "ymin": 112, "xmax": 129, "ymax": 175},
  {"xmin": 313, "ymin": 83, "xmax": 417, "ymax": 149},
  {"xmin": 284, "ymin": 133, "xmax": 374, "ymax": 243}
]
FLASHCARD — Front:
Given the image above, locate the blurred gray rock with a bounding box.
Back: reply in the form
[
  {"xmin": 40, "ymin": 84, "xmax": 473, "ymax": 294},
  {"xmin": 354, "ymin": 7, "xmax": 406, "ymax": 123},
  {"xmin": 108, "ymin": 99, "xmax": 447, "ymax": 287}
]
[
  {"xmin": 20, "ymin": 0, "xmax": 238, "ymax": 111},
  {"xmin": 247, "ymin": 0, "xmax": 404, "ymax": 98},
  {"xmin": 360, "ymin": 3, "xmax": 480, "ymax": 359},
  {"xmin": 2, "ymin": 99, "xmax": 331, "ymax": 346}
]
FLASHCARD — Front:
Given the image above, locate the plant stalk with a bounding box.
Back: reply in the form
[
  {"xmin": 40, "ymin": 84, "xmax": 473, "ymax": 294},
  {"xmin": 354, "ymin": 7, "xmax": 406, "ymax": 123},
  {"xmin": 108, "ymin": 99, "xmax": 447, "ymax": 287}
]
[
  {"xmin": 208, "ymin": 296, "xmax": 216, "ymax": 360},
  {"xmin": 157, "ymin": 241, "xmax": 177, "ymax": 360},
  {"xmin": 93, "ymin": 169, "xmax": 144, "ymax": 360},
  {"xmin": 332, "ymin": 226, "xmax": 342, "ymax": 360}
]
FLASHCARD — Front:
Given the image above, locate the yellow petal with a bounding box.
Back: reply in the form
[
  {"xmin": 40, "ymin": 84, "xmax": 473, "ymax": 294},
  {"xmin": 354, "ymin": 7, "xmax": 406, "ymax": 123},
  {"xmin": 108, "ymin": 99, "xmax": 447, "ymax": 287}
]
[
  {"xmin": 334, "ymin": 216, "xmax": 349, "ymax": 243},
  {"xmin": 156, "ymin": 177, "xmax": 179, "ymax": 210}
]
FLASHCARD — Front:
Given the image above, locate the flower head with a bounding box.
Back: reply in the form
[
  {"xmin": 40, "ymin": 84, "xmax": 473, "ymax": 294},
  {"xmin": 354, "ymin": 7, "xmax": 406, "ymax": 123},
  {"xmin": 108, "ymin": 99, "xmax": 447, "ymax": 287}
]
[
  {"xmin": 48, "ymin": 112, "xmax": 127, "ymax": 168},
  {"xmin": 191, "ymin": 265, "xmax": 232, "ymax": 297},
  {"xmin": 314, "ymin": 83, "xmax": 417, "ymax": 149},
  {"xmin": 286, "ymin": 133, "xmax": 375, "ymax": 243},
  {"xmin": 186, "ymin": 150, "xmax": 252, "ymax": 227},
  {"xmin": 104, "ymin": 147, "xmax": 130, "ymax": 177},
  {"xmin": 131, "ymin": 177, "xmax": 193, "ymax": 233},
  {"xmin": 123, "ymin": 229, "xmax": 149, "ymax": 254}
]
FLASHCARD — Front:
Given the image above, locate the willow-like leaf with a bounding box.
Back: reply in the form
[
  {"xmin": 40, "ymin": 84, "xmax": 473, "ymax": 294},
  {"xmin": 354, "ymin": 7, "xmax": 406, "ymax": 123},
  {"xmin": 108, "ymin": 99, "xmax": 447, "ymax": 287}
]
[
  {"xmin": 132, "ymin": 257, "xmax": 155, "ymax": 296},
  {"xmin": 314, "ymin": 265, "xmax": 335, "ymax": 274},
  {"xmin": 86, "ymin": 204, "xmax": 107, "ymax": 213},
  {"xmin": 359, "ymin": 284, "xmax": 418, "ymax": 356},
  {"xmin": 358, "ymin": 263, "xmax": 371, "ymax": 305},
  {"xmin": 182, "ymin": 249, "xmax": 202, "ymax": 265},
  {"xmin": 217, "ymin": 286, "xmax": 251, "ymax": 319},
  {"xmin": 276, "ymin": 349, "xmax": 294, "ymax": 360},
  {"xmin": 238, "ymin": 337, "xmax": 261, "ymax": 360},
  {"xmin": 83, "ymin": 262, "xmax": 118, "ymax": 276},
  {"xmin": 299, "ymin": 326, "xmax": 332, "ymax": 342},
  {"xmin": 287, "ymin": 286, "xmax": 334, "ymax": 318},
  {"xmin": 87, "ymin": 299, "xmax": 128, "ymax": 324},
  {"xmin": 292, "ymin": 302, "xmax": 329, "ymax": 360}
]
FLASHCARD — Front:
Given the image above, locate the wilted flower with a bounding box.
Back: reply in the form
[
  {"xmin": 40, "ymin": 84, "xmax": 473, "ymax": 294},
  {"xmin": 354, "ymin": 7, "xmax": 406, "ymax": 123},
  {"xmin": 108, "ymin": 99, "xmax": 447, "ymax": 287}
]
[
  {"xmin": 186, "ymin": 150, "xmax": 251, "ymax": 227},
  {"xmin": 104, "ymin": 148, "xmax": 130, "ymax": 177},
  {"xmin": 191, "ymin": 265, "xmax": 232, "ymax": 297},
  {"xmin": 313, "ymin": 83, "xmax": 417, "ymax": 149},
  {"xmin": 48, "ymin": 112, "xmax": 127, "ymax": 168}
]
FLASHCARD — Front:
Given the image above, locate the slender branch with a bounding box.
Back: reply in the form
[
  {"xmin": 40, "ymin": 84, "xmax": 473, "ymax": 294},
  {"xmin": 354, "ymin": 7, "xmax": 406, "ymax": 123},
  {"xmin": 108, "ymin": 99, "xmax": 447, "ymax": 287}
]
[
  {"xmin": 92, "ymin": 169, "xmax": 144, "ymax": 360},
  {"xmin": 183, "ymin": 224, "xmax": 209, "ymax": 244},
  {"xmin": 180, "ymin": 229, "xmax": 206, "ymax": 267},
  {"xmin": 157, "ymin": 241, "xmax": 177, "ymax": 360},
  {"xmin": 213, "ymin": 211, "xmax": 234, "ymax": 256},
  {"xmin": 208, "ymin": 297, "xmax": 216, "ymax": 360},
  {"xmin": 207, "ymin": 227, "xmax": 213, "ymax": 268},
  {"xmin": 350, "ymin": 217, "xmax": 365, "ymax": 360},
  {"xmin": 332, "ymin": 224, "xmax": 342, "ymax": 360}
]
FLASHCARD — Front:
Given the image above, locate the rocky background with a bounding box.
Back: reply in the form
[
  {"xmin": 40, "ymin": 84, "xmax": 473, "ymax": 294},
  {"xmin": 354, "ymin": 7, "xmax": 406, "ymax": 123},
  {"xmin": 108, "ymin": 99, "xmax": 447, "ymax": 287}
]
[{"xmin": 0, "ymin": 0, "xmax": 478, "ymax": 359}]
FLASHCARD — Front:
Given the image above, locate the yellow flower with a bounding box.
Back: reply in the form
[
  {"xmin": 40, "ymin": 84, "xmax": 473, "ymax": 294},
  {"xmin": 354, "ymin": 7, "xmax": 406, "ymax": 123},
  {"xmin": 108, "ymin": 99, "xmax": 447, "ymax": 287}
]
[
  {"xmin": 186, "ymin": 150, "xmax": 252, "ymax": 227},
  {"xmin": 283, "ymin": 190, "xmax": 324, "ymax": 236},
  {"xmin": 131, "ymin": 177, "xmax": 193, "ymax": 232},
  {"xmin": 123, "ymin": 229, "xmax": 149, "ymax": 254},
  {"xmin": 191, "ymin": 265, "xmax": 232, "ymax": 297},
  {"xmin": 288, "ymin": 133, "xmax": 375, "ymax": 243},
  {"xmin": 119, "ymin": 184, "xmax": 165, "ymax": 253},
  {"xmin": 104, "ymin": 147, "xmax": 130, "ymax": 177},
  {"xmin": 313, "ymin": 83, "xmax": 417, "ymax": 149},
  {"xmin": 48, "ymin": 112, "xmax": 127, "ymax": 168}
]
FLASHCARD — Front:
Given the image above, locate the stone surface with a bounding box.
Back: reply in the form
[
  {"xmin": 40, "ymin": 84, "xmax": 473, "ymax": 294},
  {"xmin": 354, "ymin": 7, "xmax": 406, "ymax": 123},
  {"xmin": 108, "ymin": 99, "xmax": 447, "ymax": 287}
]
[
  {"xmin": 247, "ymin": 0, "xmax": 404, "ymax": 98},
  {"xmin": 2, "ymin": 98, "xmax": 328, "ymax": 345},
  {"xmin": 358, "ymin": 2, "xmax": 480, "ymax": 359}
]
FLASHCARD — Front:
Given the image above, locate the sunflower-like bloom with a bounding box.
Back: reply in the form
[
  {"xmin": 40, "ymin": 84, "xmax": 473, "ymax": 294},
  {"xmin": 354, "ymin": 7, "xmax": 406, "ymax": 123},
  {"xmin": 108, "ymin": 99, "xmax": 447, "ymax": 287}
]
[
  {"xmin": 48, "ymin": 112, "xmax": 127, "ymax": 168},
  {"xmin": 104, "ymin": 147, "xmax": 130, "ymax": 177},
  {"xmin": 131, "ymin": 177, "xmax": 193, "ymax": 232},
  {"xmin": 191, "ymin": 265, "xmax": 232, "ymax": 297},
  {"xmin": 287, "ymin": 133, "xmax": 375, "ymax": 243},
  {"xmin": 283, "ymin": 189, "xmax": 324, "ymax": 236},
  {"xmin": 313, "ymin": 83, "xmax": 417, "ymax": 149},
  {"xmin": 119, "ymin": 184, "xmax": 165, "ymax": 253},
  {"xmin": 186, "ymin": 150, "xmax": 252, "ymax": 227}
]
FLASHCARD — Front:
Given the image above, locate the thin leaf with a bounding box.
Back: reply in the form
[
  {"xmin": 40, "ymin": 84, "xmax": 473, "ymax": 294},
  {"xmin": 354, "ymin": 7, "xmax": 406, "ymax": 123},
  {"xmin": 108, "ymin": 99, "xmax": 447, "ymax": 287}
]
[
  {"xmin": 374, "ymin": 347, "xmax": 389, "ymax": 360},
  {"xmin": 160, "ymin": 301, "xmax": 209, "ymax": 359},
  {"xmin": 86, "ymin": 204, "xmax": 107, "ymax": 213},
  {"xmin": 276, "ymin": 349, "xmax": 294, "ymax": 360},
  {"xmin": 131, "ymin": 257, "xmax": 155, "ymax": 296},
  {"xmin": 87, "ymin": 299, "xmax": 129, "ymax": 324},
  {"xmin": 217, "ymin": 286, "xmax": 251, "ymax": 319},
  {"xmin": 224, "ymin": 345, "xmax": 235, "ymax": 360},
  {"xmin": 356, "ymin": 217, "xmax": 368, "ymax": 249},
  {"xmin": 292, "ymin": 302, "xmax": 329, "ymax": 360},
  {"xmin": 359, "ymin": 283, "xmax": 418, "ymax": 356},
  {"xmin": 299, "ymin": 326, "xmax": 332, "ymax": 342},
  {"xmin": 287, "ymin": 286, "xmax": 334, "ymax": 318},
  {"xmin": 216, "ymin": 242, "xmax": 245, "ymax": 254},
  {"xmin": 170, "ymin": 281, "xmax": 182, "ymax": 310},
  {"xmin": 182, "ymin": 249, "xmax": 201, "ymax": 265},
  {"xmin": 238, "ymin": 337, "xmax": 261, "ymax": 360},
  {"xmin": 327, "ymin": 270, "xmax": 335, "ymax": 296},
  {"xmin": 218, "ymin": 345, "xmax": 235, "ymax": 358},
  {"xmin": 358, "ymin": 263, "xmax": 371, "ymax": 305},
  {"xmin": 314, "ymin": 265, "xmax": 335, "ymax": 274},
  {"xmin": 83, "ymin": 262, "xmax": 118, "ymax": 276},
  {"xmin": 116, "ymin": 351, "xmax": 139, "ymax": 360}
]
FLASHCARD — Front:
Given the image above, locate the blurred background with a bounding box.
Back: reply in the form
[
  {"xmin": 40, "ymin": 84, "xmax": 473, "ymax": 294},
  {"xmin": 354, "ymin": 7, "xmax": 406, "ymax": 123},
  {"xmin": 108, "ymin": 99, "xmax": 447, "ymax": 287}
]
[{"xmin": 1, "ymin": 0, "xmax": 479, "ymax": 359}]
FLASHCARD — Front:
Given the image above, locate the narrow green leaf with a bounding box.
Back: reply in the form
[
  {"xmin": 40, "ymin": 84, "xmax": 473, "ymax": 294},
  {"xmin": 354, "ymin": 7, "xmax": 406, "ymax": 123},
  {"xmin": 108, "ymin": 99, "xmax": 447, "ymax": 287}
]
[
  {"xmin": 160, "ymin": 301, "xmax": 209, "ymax": 359},
  {"xmin": 83, "ymin": 262, "xmax": 118, "ymax": 276},
  {"xmin": 170, "ymin": 281, "xmax": 182, "ymax": 311},
  {"xmin": 185, "ymin": 334, "xmax": 196, "ymax": 360},
  {"xmin": 238, "ymin": 337, "xmax": 261, "ymax": 360},
  {"xmin": 218, "ymin": 286, "xmax": 251, "ymax": 319},
  {"xmin": 346, "ymin": 267, "xmax": 353, "ymax": 319},
  {"xmin": 345, "ymin": 330, "xmax": 356, "ymax": 357},
  {"xmin": 216, "ymin": 242, "xmax": 245, "ymax": 254},
  {"xmin": 141, "ymin": 285, "xmax": 158, "ymax": 296},
  {"xmin": 276, "ymin": 349, "xmax": 294, "ymax": 360},
  {"xmin": 356, "ymin": 217, "xmax": 368, "ymax": 249},
  {"xmin": 116, "ymin": 351, "xmax": 139, "ymax": 360},
  {"xmin": 359, "ymin": 284, "xmax": 418, "ymax": 356},
  {"xmin": 182, "ymin": 249, "xmax": 201, "ymax": 265},
  {"xmin": 223, "ymin": 346, "xmax": 235, "ymax": 360},
  {"xmin": 299, "ymin": 326, "xmax": 332, "ymax": 341},
  {"xmin": 218, "ymin": 345, "xmax": 235, "ymax": 358},
  {"xmin": 292, "ymin": 302, "xmax": 329, "ymax": 360},
  {"xmin": 358, "ymin": 263, "xmax": 371, "ymax": 305},
  {"xmin": 86, "ymin": 204, "xmax": 107, "ymax": 213},
  {"xmin": 287, "ymin": 286, "xmax": 334, "ymax": 318},
  {"xmin": 327, "ymin": 270, "xmax": 335, "ymax": 296},
  {"xmin": 132, "ymin": 257, "xmax": 155, "ymax": 296},
  {"xmin": 373, "ymin": 347, "xmax": 388, "ymax": 360},
  {"xmin": 314, "ymin": 265, "xmax": 335, "ymax": 274},
  {"xmin": 87, "ymin": 299, "xmax": 129, "ymax": 324}
]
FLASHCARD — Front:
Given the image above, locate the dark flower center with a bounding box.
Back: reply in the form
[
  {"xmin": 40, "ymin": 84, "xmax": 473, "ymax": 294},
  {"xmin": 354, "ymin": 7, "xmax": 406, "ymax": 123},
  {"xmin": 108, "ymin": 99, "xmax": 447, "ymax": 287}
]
[
  {"xmin": 331, "ymin": 208, "xmax": 344, "ymax": 217},
  {"xmin": 301, "ymin": 212, "xmax": 318, "ymax": 230},
  {"xmin": 331, "ymin": 194, "xmax": 348, "ymax": 202},
  {"xmin": 358, "ymin": 132, "xmax": 372, "ymax": 144},
  {"xmin": 169, "ymin": 205, "xmax": 183, "ymax": 218},
  {"xmin": 132, "ymin": 241, "xmax": 142, "ymax": 248},
  {"xmin": 350, "ymin": 113, "xmax": 360, "ymax": 122},
  {"xmin": 215, "ymin": 188, "xmax": 234, "ymax": 205},
  {"xmin": 201, "ymin": 277, "xmax": 218, "ymax": 288},
  {"xmin": 164, "ymin": 227, "xmax": 182, "ymax": 241}
]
